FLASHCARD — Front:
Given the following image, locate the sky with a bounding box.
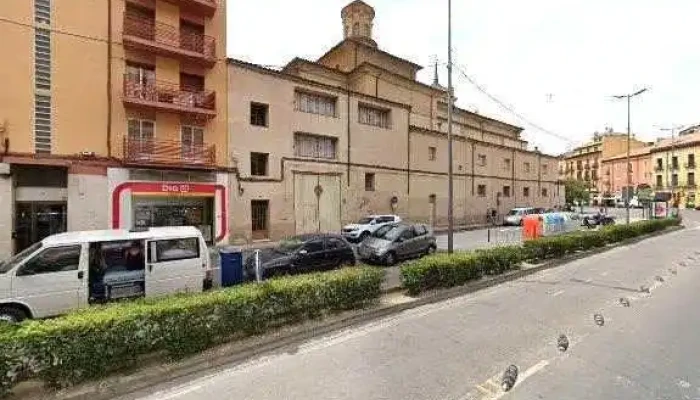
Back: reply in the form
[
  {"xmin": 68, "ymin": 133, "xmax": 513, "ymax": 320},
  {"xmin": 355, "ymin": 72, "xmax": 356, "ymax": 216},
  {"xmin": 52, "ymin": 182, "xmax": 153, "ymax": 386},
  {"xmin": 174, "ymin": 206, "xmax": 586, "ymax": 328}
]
[{"xmin": 227, "ymin": 0, "xmax": 700, "ymax": 155}]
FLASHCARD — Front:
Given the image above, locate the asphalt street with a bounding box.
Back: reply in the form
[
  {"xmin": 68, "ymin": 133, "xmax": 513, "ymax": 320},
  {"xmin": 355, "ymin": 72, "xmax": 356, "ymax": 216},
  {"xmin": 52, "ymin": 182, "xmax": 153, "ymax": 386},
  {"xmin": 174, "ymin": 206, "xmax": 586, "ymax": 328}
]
[{"xmin": 123, "ymin": 210, "xmax": 699, "ymax": 400}]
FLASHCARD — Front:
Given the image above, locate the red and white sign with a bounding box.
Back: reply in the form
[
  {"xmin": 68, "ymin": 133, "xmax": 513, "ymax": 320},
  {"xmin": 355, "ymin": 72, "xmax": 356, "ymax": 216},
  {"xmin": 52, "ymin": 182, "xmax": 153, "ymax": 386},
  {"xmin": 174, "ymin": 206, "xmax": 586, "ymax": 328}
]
[{"xmin": 111, "ymin": 181, "xmax": 227, "ymax": 242}]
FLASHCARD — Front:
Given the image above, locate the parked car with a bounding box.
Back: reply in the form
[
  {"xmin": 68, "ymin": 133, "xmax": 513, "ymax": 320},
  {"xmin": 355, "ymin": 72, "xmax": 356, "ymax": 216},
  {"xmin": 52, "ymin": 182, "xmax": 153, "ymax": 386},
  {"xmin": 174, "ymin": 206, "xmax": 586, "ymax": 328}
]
[
  {"xmin": 244, "ymin": 234, "xmax": 355, "ymax": 280},
  {"xmin": 503, "ymin": 207, "xmax": 536, "ymax": 226},
  {"xmin": 358, "ymin": 223, "xmax": 437, "ymax": 266},
  {"xmin": 341, "ymin": 215, "xmax": 401, "ymax": 242},
  {"xmin": 582, "ymin": 213, "xmax": 615, "ymax": 228},
  {"xmin": 0, "ymin": 226, "xmax": 211, "ymax": 323}
]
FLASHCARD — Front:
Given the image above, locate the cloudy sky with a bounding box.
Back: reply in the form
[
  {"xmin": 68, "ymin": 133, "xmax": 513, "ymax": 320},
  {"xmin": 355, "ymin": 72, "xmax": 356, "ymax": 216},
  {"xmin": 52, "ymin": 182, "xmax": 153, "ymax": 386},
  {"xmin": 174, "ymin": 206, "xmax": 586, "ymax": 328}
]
[{"xmin": 227, "ymin": 0, "xmax": 700, "ymax": 154}]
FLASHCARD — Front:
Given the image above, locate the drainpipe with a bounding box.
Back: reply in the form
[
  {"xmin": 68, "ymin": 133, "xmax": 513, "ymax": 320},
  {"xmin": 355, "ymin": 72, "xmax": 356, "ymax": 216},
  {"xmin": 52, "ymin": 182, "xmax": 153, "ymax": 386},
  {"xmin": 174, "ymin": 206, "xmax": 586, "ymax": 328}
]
[
  {"xmin": 106, "ymin": 0, "xmax": 113, "ymax": 158},
  {"xmin": 346, "ymin": 90, "xmax": 351, "ymax": 186}
]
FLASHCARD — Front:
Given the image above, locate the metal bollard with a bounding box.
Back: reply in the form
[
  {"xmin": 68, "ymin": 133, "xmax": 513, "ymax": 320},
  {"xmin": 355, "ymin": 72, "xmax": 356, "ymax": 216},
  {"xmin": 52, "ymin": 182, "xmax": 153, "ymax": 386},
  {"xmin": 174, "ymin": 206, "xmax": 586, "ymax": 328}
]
[
  {"xmin": 254, "ymin": 249, "xmax": 262, "ymax": 282},
  {"xmin": 487, "ymin": 228, "xmax": 491, "ymax": 243}
]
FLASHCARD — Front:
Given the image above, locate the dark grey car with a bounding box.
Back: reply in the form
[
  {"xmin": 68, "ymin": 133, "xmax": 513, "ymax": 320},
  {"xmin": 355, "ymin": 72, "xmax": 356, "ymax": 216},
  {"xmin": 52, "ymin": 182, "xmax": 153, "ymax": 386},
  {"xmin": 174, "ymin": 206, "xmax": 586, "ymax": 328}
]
[{"xmin": 357, "ymin": 223, "xmax": 437, "ymax": 265}]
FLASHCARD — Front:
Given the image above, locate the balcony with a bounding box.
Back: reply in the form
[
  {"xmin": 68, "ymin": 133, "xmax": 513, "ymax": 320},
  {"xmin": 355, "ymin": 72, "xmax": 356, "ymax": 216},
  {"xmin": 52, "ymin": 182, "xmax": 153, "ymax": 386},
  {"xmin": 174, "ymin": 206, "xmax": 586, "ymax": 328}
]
[
  {"xmin": 164, "ymin": 0, "xmax": 218, "ymax": 16},
  {"xmin": 686, "ymin": 162, "xmax": 696, "ymax": 169},
  {"xmin": 123, "ymin": 137, "xmax": 216, "ymax": 168},
  {"xmin": 123, "ymin": 14, "xmax": 216, "ymax": 66},
  {"xmin": 584, "ymin": 164, "xmax": 590, "ymax": 170},
  {"xmin": 654, "ymin": 165, "xmax": 664, "ymax": 172},
  {"xmin": 671, "ymin": 164, "xmax": 680, "ymax": 171},
  {"xmin": 123, "ymin": 78, "xmax": 216, "ymax": 119}
]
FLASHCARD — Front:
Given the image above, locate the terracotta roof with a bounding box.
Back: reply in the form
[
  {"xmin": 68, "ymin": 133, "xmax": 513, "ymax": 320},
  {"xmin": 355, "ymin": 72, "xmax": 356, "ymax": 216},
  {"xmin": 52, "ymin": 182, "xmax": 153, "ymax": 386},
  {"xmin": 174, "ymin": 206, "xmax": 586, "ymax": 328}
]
[
  {"xmin": 317, "ymin": 38, "xmax": 423, "ymax": 72},
  {"xmin": 651, "ymin": 131, "xmax": 700, "ymax": 151},
  {"xmin": 603, "ymin": 146, "xmax": 653, "ymax": 161}
]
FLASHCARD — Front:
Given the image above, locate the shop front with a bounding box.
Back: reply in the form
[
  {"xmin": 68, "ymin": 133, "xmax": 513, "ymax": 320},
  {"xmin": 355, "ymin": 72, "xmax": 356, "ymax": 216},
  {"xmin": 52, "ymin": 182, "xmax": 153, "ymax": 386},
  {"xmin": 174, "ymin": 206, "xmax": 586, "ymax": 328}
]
[{"xmin": 111, "ymin": 181, "xmax": 227, "ymax": 245}]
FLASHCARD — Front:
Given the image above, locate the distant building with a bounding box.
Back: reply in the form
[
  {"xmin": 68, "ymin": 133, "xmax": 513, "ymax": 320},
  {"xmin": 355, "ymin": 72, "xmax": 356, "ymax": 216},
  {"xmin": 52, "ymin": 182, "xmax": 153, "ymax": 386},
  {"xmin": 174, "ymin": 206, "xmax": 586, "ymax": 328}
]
[
  {"xmin": 227, "ymin": 0, "xmax": 564, "ymax": 242},
  {"xmin": 649, "ymin": 132, "xmax": 700, "ymax": 208}
]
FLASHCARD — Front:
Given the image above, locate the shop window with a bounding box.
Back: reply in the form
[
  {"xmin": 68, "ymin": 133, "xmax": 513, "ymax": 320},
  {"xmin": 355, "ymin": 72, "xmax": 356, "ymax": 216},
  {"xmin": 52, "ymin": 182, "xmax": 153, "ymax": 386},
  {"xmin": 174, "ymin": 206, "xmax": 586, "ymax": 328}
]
[
  {"xmin": 250, "ymin": 152, "xmax": 269, "ymax": 176},
  {"xmin": 250, "ymin": 102, "xmax": 269, "ymax": 127}
]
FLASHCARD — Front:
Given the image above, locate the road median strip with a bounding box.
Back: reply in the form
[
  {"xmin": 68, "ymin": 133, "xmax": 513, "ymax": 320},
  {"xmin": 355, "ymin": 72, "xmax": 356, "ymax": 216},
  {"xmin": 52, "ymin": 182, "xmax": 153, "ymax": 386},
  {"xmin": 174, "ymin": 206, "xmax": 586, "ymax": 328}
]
[{"xmin": 2, "ymin": 218, "xmax": 682, "ymax": 400}]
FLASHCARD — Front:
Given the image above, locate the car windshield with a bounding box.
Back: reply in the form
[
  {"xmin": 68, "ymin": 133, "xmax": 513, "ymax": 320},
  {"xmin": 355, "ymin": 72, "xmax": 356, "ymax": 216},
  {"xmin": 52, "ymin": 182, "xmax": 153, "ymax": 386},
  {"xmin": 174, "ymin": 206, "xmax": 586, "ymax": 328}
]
[
  {"xmin": 277, "ymin": 237, "xmax": 305, "ymax": 254},
  {"xmin": 357, "ymin": 217, "xmax": 374, "ymax": 224},
  {"xmin": 374, "ymin": 225, "xmax": 403, "ymax": 241},
  {"xmin": 508, "ymin": 209, "xmax": 522, "ymax": 216},
  {"xmin": 0, "ymin": 242, "xmax": 42, "ymax": 274}
]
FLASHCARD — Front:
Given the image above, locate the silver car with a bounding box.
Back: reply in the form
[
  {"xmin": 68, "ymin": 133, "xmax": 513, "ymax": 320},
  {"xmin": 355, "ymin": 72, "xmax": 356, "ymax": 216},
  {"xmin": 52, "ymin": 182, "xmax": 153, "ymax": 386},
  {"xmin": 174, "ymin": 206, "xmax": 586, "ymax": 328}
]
[{"xmin": 358, "ymin": 223, "xmax": 437, "ymax": 265}]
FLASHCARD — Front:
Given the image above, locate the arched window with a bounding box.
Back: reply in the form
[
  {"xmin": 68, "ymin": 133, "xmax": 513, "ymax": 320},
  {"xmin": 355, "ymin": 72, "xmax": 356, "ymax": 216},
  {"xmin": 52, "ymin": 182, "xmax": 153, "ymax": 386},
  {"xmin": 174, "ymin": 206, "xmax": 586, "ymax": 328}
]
[{"xmin": 352, "ymin": 22, "xmax": 359, "ymax": 36}]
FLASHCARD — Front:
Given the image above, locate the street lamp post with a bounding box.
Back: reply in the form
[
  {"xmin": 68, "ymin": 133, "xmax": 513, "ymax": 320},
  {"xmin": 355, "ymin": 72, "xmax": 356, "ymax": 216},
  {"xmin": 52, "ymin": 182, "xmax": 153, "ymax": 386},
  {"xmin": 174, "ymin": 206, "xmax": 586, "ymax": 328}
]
[
  {"xmin": 446, "ymin": 0, "xmax": 454, "ymax": 253},
  {"xmin": 612, "ymin": 88, "xmax": 648, "ymax": 225}
]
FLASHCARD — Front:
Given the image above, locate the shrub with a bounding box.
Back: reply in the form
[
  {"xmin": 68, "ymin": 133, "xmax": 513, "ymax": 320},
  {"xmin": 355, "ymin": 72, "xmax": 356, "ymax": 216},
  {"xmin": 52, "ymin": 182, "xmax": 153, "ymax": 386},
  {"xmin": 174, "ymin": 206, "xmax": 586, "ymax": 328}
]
[
  {"xmin": 474, "ymin": 245, "xmax": 523, "ymax": 275},
  {"xmin": 0, "ymin": 267, "xmax": 384, "ymax": 395},
  {"xmin": 401, "ymin": 252, "xmax": 482, "ymax": 295}
]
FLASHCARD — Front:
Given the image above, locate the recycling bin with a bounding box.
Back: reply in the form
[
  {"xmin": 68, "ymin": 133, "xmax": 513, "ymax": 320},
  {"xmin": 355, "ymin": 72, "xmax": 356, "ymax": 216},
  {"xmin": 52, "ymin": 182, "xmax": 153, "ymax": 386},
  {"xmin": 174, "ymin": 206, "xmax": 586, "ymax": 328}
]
[{"xmin": 219, "ymin": 247, "xmax": 243, "ymax": 287}]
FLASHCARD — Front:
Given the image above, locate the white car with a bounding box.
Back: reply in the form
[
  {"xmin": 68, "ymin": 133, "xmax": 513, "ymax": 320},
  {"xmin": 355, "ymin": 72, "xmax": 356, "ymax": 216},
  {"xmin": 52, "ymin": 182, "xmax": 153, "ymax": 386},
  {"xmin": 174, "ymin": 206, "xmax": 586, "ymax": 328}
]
[{"xmin": 342, "ymin": 215, "xmax": 401, "ymax": 242}]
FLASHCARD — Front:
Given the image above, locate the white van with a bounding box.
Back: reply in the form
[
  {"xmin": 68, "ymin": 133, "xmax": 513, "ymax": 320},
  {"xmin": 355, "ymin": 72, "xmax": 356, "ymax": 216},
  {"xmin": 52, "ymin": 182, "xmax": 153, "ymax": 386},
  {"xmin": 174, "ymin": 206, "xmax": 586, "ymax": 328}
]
[{"xmin": 0, "ymin": 226, "xmax": 210, "ymax": 322}]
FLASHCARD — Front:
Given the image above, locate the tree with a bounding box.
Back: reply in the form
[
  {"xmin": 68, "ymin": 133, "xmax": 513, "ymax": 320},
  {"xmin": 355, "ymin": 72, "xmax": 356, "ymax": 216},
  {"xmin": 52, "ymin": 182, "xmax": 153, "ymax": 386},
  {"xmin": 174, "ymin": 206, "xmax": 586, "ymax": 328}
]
[{"xmin": 564, "ymin": 178, "xmax": 590, "ymax": 206}]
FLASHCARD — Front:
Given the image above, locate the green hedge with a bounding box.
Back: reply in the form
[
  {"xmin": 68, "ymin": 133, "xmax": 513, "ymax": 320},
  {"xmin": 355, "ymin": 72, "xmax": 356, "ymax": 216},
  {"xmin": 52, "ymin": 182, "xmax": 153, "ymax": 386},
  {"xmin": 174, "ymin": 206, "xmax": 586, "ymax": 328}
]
[
  {"xmin": 0, "ymin": 267, "xmax": 383, "ymax": 395},
  {"xmin": 401, "ymin": 217, "xmax": 681, "ymax": 295}
]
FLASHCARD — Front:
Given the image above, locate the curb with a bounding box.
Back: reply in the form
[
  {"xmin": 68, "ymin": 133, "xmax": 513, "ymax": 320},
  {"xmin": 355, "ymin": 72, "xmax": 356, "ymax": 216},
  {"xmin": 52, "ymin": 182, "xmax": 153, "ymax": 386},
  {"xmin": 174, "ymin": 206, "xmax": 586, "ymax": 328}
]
[{"xmin": 15, "ymin": 225, "xmax": 683, "ymax": 400}]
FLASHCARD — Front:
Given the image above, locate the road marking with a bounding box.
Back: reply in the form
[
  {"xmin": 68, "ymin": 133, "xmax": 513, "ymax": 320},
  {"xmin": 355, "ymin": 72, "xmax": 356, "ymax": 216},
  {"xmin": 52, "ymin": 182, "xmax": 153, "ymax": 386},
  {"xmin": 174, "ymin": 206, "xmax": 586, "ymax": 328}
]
[
  {"xmin": 465, "ymin": 360, "xmax": 550, "ymax": 400},
  {"xmin": 550, "ymin": 289, "xmax": 565, "ymax": 297}
]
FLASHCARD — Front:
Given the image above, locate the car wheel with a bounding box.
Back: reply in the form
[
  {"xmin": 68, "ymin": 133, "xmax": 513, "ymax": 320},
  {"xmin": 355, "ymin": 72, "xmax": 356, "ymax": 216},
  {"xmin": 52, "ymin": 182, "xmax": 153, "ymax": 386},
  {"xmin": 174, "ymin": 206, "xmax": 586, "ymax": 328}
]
[
  {"xmin": 384, "ymin": 252, "xmax": 397, "ymax": 266},
  {"xmin": 425, "ymin": 245, "xmax": 437, "ymax": 256},
  {"xmin": 342, "ymin": 256, "xmax": 357, "ymax": 267},
  {"xmin": 0, "ymin": 306, "xmax": 27, "ymax": 324}
]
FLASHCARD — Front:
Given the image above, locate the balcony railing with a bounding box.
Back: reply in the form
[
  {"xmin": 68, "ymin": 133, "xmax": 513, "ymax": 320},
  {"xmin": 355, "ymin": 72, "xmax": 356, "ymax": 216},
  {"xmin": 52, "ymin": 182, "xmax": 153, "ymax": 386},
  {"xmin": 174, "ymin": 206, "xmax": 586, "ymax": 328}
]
[
  {"xmin": 123, "ymin": 14, "xmax": 216, "ymax": 65},
  {"xmin": 123, "ymin": 137, "xmax": 216, "ymax": 167},
  {"xmin": 671, "ymin": 164, "xmax": 680, "ymax": 170},
  {"xmin": 654, "ymin": 165, "xmax": 664, "ymax": 172},
  {"xmin": 123, "ymin": 78, "xmax": 216, "ymax": 118},
  {"xmin": 686, "ymin": 162, "xmax": 696, "ymax": 169}
]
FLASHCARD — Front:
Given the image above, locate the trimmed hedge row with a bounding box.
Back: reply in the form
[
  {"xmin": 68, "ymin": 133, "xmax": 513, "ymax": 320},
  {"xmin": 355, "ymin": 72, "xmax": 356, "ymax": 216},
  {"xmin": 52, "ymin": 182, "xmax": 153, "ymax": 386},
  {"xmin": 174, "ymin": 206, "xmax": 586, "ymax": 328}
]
[
  {"xmin": 0, "ymin": 267, "xmax": 384, "ymax": 395},
  {"xmin": 401, "ymin": 217, "xmax": 681, "ymax": 295}
]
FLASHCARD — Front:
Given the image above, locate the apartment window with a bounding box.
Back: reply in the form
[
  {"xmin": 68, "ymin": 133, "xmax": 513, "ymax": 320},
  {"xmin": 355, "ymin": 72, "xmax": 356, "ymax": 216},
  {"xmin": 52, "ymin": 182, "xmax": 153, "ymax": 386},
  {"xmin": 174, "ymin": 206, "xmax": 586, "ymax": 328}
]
[
  {"xmin": 672, "ymin": 156, "xmax": 679, "ymax": 169},
  {"xmin": 576, "ymin": 171, "xmax": 582, "ymax": 180},
  {"xmin": 689, "ymin": 172, "xmax": 696, "ymax": 187},
  {"xmin": 250, "ymin": 102, "xmax": 269, "ymax": 127},
  {"xmin": 688, "ymin": 154, "xmax": 696, "ymax": 168},
  {"xmin": 503, "ymin": 158, "xmax": 511, "ymax": 170},
  {"xmin": 294, "ymin": 133, "xmax": 337, "ymax": 159},
  {"xmin": 251, "ymin": 200, "xmax": 270, "ymax": 240},
  {"xmin": 365, "ymin": 173, "xmax": 375, "ymax": 191},
  {"xmin": 35, "ymin": 0, "xmax": 51, "ymax": 24},
  {"xmin": 358, "ymin": 104, "xmax": 390, "ymax": 128},
  {"xmin": 656, "ymin": 175, "xmax": 663, "ymax": 188},
  {"xmin": 656, "ymin": 158, "xmax": 663, "ymax": 168},
  {"xmin": 477, "ymin": 154, "xmax": 486, "ymax": 166},
  {"xmin": 541, "ymin": 164, "xmax": 548, "ymax": 175},
  {"xmin": 477, "ymin": 184, "xmax": 486, "ymax": 197},
  {"xmin": 523, "ymin": 187, "xmax": 530, "ymax": 197},
  {"xmin": 592, "ymin": 170, "xmax": 598, "ymax": 180},
  {"xmin": 181, "ymin": 125, "xmax": 204, "ymax": 158},
  {"xmin": 125, "ymin": 63, "xmax": 155, "ymax": 91},
  {"xmin": 541, "ymin": 188, "xmax": 548, "ymax": 197},
  {"xmin": 128, "ymin": 119, "xmax": 155, "ymax": 142},
  {"xmin": 180, "ymin": 20, "xmax": 205, "ymax": 54},
  {"xmin": 428, "ymin": 146, "xmax": 437, "ymax": 161},
  {"xmin": 523, "ymin": 162, "xmax": 531, "ymax": 173},
  {"xmin": 34, "ymin": 29, "xmax": 51, "ymax": 90},
  {"xmin": 295, "ymin": 91, "xmax": 336, "ymax": 117},
  {"xmin": 250, "ymin": 152, "xmax": 269, "ymax": 176},
  {"xmin": 34, "ymin": 95, "xmax": 52, "ymax": 153},
  {"xmin": 672, "ymin": 174, "xmax": 678, "ymax": 187},
  {"xmin": 180, "ymin": 73, "xmax": 205, "ymax": 92},
  {"xmin": 503, "ymin": 186, "xmax": 511, "ymax": 197}
]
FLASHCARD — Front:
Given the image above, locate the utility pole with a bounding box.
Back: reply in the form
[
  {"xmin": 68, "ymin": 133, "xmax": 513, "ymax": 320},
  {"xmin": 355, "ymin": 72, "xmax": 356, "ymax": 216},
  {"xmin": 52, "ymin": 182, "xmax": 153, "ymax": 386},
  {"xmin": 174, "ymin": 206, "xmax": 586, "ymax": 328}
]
[
  {"xmin": 446, "ymin": 0, "xmax": 454, "ymax": 253},
  {"xmin": 612, "ymin": 88, "xmax": 648, "ymax": 225}
]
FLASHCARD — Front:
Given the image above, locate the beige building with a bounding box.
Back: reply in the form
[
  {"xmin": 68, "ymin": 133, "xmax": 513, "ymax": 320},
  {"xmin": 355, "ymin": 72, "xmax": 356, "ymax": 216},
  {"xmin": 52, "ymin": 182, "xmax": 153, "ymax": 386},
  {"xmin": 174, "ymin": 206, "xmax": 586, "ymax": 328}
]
[
  {"xmin": 560, "ymin": 131, "xmax": 647, "ymax": 196},
  {"xmin": 0, "ymin": 0, "xmax": 229, "ymax": 256},
  {"xmin": 228, "ymin": 0, "xmax": 563, "ymax": 243}
]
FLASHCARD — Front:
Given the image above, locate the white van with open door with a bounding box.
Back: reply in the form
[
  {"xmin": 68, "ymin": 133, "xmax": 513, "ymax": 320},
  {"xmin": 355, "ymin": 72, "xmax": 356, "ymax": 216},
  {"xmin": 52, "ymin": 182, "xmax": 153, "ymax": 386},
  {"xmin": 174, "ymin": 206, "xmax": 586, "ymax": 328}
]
[{"xmin": 0, "ymin": 226, "xmax": 210, "ymax": 323}]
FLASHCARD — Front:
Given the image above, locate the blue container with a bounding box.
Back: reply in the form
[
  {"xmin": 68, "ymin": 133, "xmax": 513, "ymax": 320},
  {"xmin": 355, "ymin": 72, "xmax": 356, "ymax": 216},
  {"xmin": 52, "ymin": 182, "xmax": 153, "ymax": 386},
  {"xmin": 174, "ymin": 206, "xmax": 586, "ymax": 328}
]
[{"xmin": 220, "ymin": 247, "xmax": 243, "ymax": 287}]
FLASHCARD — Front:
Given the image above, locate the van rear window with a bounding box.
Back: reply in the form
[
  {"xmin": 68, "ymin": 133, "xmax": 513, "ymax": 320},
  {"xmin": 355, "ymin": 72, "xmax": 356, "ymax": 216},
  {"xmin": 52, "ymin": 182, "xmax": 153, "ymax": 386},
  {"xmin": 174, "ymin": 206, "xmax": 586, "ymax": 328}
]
[{"xmin": 150, "ymin": 238, "xmax": 200, "ymax": 263}]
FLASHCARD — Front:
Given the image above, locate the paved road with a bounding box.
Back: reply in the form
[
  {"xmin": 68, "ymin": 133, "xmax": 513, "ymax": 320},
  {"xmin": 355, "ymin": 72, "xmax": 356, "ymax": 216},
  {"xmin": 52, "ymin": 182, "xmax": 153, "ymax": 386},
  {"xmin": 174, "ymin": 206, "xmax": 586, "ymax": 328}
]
[{"xmin": 124, "ymin": 211, "xmax": 700, "ymax": 400}]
